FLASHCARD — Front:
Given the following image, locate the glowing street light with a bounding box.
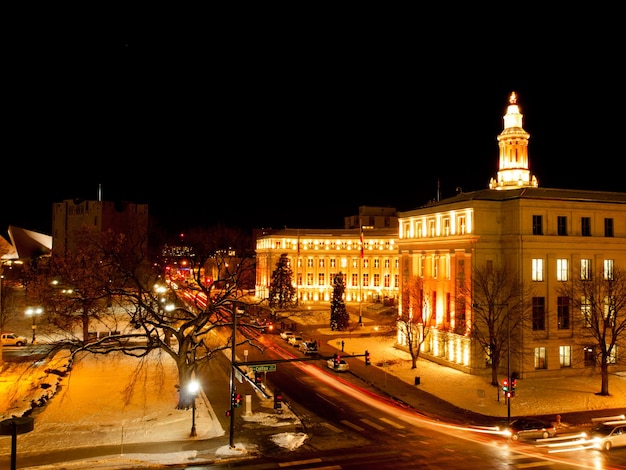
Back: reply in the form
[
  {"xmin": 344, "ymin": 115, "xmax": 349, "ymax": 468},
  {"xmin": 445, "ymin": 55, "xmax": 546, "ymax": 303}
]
[
  {"xmin": 25, "ymin": 307, "xmax": 43, "ymax": 344},
  {"xmin": 187, "ymin": 379, "xmax": 199, "ymax": 437}
]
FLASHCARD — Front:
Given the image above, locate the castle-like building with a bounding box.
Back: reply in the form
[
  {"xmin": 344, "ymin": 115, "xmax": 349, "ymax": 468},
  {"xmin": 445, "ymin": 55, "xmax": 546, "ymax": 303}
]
[{"xmin": 256, "ymin": 92, "xmax": 626, "ymax": 379}]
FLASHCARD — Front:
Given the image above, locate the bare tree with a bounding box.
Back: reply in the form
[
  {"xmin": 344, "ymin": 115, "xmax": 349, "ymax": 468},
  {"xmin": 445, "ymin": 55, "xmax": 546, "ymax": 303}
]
[
  {"xmin": 556, "ymin": 266, "xmax": 626, "ymax": 396},
  {"xmin": 397, "ymin": 276, "xmax": 432, "ymax": 369},
  {"xmin": 26, "ymin": 224, "xmax": 262, "ymax": 409},
  {"xmin": 461, "ymin": 263, "xmax": 529, "ymax": 387},
  {"xmin": 24, "ymin": 226, "xmax": 125, "ymax": 343}
]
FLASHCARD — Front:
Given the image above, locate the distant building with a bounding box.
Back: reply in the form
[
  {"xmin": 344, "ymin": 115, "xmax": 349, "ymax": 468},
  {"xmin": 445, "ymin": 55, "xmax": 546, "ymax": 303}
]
[
  {"xmin": 397, "ymin": 92, "xmax": 626, "ymax": 378},
  {"xmin": 52, "ymin": 198, "xmax": 149, "ymax": 258},
  {"xmin": 344, "ymin": 206, "xmax": 398, "ymax": 230},
  {"xmin": 255, "ymin": 222, "xmax": 399, "ymax": 304}
]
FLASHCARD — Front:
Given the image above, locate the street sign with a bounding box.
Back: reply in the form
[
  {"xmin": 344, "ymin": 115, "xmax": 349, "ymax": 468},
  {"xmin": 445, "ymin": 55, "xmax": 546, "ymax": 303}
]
[{"xmin": 249, "ymin": 364, "xmax": 276, "ymax": 372}]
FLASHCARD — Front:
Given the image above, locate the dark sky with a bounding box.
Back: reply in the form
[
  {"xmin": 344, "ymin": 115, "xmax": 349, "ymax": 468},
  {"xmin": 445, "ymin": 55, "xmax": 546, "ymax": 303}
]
[{"xmin": 3, "ymin": 10, "xmax": 623, "ymax": 239}]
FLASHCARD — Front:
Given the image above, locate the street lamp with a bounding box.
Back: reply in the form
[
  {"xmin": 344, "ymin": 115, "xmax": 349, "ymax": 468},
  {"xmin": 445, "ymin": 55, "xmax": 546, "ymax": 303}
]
[
  {"xmin": 187, "ymin": 379, "xmax": 199, "ymax": 437},
  {"xmin": 25, "ymin": 307, "xmax": 43, "ymax": 344}
]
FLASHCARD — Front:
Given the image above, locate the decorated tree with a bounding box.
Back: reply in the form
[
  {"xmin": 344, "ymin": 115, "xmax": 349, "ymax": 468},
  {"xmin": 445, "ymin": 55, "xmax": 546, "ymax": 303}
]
[
  {"xmin": 330, "ymin": 272, "xmax": 349, "ymax": 331},
  {"xmin": 268, "ymin": 253, "xmax": 296, "ymax": 309}
]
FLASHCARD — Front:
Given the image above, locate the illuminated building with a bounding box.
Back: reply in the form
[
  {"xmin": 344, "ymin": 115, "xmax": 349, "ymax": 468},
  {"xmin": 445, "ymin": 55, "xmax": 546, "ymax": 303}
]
[
  {"xmin": 397, "ymin": 92, "xmax": 626, "ymax": 378},
  {"xmin": 255, "ymin": 208, "xmax": 400, "ymax": 304}
]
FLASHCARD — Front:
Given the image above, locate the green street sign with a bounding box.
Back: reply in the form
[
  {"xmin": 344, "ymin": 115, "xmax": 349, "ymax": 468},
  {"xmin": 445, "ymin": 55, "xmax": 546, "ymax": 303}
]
[{"xmin": 249, "ymin": 364, "xmax": 276, "ymax": 372}]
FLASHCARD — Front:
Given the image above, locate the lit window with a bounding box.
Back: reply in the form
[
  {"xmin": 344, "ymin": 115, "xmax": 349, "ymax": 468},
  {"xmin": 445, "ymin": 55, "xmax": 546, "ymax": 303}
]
[
  {"xmin": 534, "ymin": 347, "xmax": 546, "ymax": 369},
  {"xmin": 556, "ymin": 259, "xmax": 568, "ymax": 281},
  {"xmin": 532, "ymin": 258, "xmax": 544, "ymax": 281},
  {"xmin": 458, "ymin": 216, "xmax": 466, "ymax": 235},
  {"xmin": 604, "ymin": 259, "xmax": 614, "ymax": 280},
  {"xmin": 559, "ymin": 346, "xmax": 572, "ymax": 367},
  {"xmin": 443, "ymin": 218, "xmax": 450, "ymax": 236},
  {"xmin": 581, "ymin": 259, "xmax": 592, "ymax": 280}
]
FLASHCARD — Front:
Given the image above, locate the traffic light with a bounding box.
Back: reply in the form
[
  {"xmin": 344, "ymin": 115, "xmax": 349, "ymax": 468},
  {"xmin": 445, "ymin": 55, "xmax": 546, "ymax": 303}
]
[
  {"xmin": 254, "ymin": 371, "xmax": 263, "ymax": 384},
  {"xmin": 511, "ymin": 378, "xmax": 517, "ymax": 392},
  {"xmin": 274, "ymin": 391, "xmax": 283, "ymax": 409},
  {"xmin": 365, "ymin": 350, "xmax": 371, "ymax": 366},
  {"xmin": 231, "ymin": 392, "xmax": 242, "ymax": 408},
  {"xmin": 502, "ymin": 379, "xmax": 509, "ymax": 392}
]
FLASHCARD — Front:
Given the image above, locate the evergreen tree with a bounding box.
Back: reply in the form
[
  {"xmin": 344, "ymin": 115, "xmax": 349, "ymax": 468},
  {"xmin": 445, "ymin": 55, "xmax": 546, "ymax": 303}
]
[
  {"xmin": 268, "ymin": 253, "xmax": 296, "ymax": 309},
  {"xmin": 330, "ymin": 272, "xmax": 349, "ymax": 331}
]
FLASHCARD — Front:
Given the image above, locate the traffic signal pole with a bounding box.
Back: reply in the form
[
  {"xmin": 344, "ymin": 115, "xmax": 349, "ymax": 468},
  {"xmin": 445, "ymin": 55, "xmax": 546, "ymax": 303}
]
[{"xmin": 505, "ymin": 303, "xmax": 511, "ymax": 424}]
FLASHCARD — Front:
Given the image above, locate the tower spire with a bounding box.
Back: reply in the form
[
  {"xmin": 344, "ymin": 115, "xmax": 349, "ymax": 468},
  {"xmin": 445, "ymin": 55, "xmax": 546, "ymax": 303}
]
[{"xmin": 489, "ymin": 92, "xmax": 538, "ymax": 190}]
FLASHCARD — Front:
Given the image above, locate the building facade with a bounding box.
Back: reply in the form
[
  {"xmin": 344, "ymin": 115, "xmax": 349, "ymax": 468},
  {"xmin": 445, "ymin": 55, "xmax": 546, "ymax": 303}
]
[
  {"xmin": 397, "ymin": 92, "xmax": 626, "ymax": 378},
  {"xmin": 255, "ymin": 226, "xmax": 400, "ymax": 305}
]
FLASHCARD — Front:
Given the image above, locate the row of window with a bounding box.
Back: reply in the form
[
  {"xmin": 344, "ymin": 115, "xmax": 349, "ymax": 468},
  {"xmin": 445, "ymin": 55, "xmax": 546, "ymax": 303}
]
[
  {"xmin": 532, "ymin": 294, "xmax": 616, "ymax": 331},
  {"xmin": 533, "ymin": 215, "xmax": 614, "ymax": 237},
  {"xmin": 297, "ymin": 257, "xmax": 400, "ymax": 270},
  {"xmin": 296, "ymin": 272, "xmax": 400, "ymax": 288},
  {"xmin": 402, "ymin": 214, "xmax": 468, "ymax": 239},
  {"xmin": 274, "ymin": 240, "xmax": 395, "ymax": 251},
  {"xmin": 531, "ymin": 258, "xmax": 614, "ymax": 281},
  {"xmin": 532, "ymin": 346, "xmax": 617, "ymax": 369}
]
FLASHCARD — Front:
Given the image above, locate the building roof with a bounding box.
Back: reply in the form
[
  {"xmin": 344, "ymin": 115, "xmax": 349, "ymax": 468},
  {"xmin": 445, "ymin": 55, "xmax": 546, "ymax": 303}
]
[
  {"xmin": 1, "ymin": 226, "xmax": 52, "ymax": 260},
  {"xmin": 399, "ymin": 187, "xmax": 626, "ymax": 217}
]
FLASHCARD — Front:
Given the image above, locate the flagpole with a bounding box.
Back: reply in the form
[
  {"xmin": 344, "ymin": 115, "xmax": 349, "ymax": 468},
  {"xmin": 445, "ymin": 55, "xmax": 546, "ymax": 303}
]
[
  {"xmin": 296, "ymin": 229, "xmax": 300, "ymax": 306},
  {"xmin": 358, "ymin": 221, "xmax": 363, "ymax": 327}
]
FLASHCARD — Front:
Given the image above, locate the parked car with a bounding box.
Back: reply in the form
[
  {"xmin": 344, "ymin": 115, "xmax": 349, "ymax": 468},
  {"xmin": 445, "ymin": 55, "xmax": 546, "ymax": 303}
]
[
  {"xmin": 288, "ymin": 335, "xmax": 303, "ymax": 347},
  {"xmin": 280, "ymin": 331, "xmax": 295, "ymax": 341},
  {"xmin": 0, "ymin": 332, "xmax": 28, "ymax": 346},
  {"xmin": 589, "ymin": 419, "xmax": 626, "ymax": 451},
  {"xmin": 299, "ymin": 341, "xmax": 319, "ymax": 355},
  {"xmin": 505, "ymin": 418, "xmax": 556, "ymax": 441},
  {"xmin": 327, "ymin": 358, "xmax": 349, "ymax": 372}
]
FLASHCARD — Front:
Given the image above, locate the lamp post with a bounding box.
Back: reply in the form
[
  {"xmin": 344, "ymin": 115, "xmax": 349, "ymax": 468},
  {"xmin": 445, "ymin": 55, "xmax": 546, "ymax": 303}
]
[
  {"xmin": 25, "ymin": 307, "xmax": 43, "ymax": 344},
  {"xmin": 188, "ymin": 379, "xmax": 199, "ymax": 437}
]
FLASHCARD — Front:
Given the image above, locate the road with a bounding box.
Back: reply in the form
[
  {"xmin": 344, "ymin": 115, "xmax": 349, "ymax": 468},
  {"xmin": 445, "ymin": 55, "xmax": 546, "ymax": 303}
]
[{"xmin": 205, "ymin": 331, "xmax": 623, "ymax": 469}]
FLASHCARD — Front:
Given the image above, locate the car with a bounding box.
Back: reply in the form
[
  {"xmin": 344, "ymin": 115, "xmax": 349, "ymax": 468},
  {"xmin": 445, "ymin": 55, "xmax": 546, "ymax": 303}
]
[
  {"xmin": 327, "ymin": 357, "xmax": 349, "ymax": 372},
  {"xmin": 0, "ymin": 332, "xmax": 28, "ymax": 346},
  {"xmin": 299, "ymin": 341, "xmax": 319, "ymax": 355},
  {"xmin": 505, "ymin": 418, "xmax": 556, "ymax": 441},
  {"xmin": 288, "ymin": 335, "xmax": 303, "ymax": 347},
  {"xmin": 589, "ymin": 419, "xmax": 626, "ymax": 451},
  {"xmin": 280, "ymin": 331, "xmax": 295, "ymax": 341}
]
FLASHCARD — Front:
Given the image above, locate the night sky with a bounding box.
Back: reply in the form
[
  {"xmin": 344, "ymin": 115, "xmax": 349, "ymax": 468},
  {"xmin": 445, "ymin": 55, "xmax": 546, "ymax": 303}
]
[{"xmin": 3, "ymin": 10, "xmax": 623, "ymax": 239}]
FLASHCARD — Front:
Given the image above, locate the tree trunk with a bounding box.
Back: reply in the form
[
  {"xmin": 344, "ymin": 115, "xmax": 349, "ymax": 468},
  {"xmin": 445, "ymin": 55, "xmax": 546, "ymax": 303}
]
[
  {"xmin": 491, "ymin": 364, "xmax": 499, "ymax": 387},
  {"xmin": 600, "ymin": 359, "xmax": 610, "ymax": 396}
]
